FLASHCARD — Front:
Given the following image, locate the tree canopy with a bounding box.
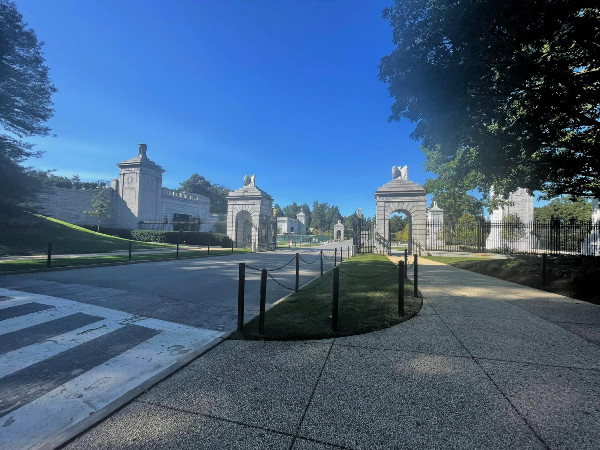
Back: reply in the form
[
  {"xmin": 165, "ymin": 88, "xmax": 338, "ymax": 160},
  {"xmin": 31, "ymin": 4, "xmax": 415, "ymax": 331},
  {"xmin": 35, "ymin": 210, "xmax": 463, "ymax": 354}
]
[
  {"xmin": 179, "ymin": 173, "xmax": 230, "ymax": 214},
  {"xmin": 1, "ymin": 0, "xmax": 56, "ymax": 213},
  {"xmin": 534, "ymin": 196, "xmax": 592, "ymax": 221},
  {"xmin": 380, "ymin": 1, "xmax": 600, "ymax": 200}
]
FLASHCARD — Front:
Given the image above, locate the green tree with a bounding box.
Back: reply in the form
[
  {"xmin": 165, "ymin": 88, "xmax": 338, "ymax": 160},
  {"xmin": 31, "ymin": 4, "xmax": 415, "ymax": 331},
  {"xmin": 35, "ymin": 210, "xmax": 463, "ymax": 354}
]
[
  {"xmin": 1, "ymin": 0, "xmax": 56, "ymax": 214},
  {"xmin": 501, "ymin": 213, "xmax": 526, "ymax": 242},
  {"xmin": 454, "ymin": 213, "xmax": 478, "ymax": 247},
  {"xmin": 84, "ymin": 187, "xmax": 111, "ymax": 232},
  {"xmin": 534, "ymin": 196, "xmax": 592, "ymax": 221},
  {"xmin": 389, "ymin": 214, "xmax": 409, "ymax": 234},
  {"xmin": 380, "ymin": 1, "xmax": 600, "ymax": 200},
  {"xmin": 179, "ymin": 173, "xmax": 230, "ymax": 214}
]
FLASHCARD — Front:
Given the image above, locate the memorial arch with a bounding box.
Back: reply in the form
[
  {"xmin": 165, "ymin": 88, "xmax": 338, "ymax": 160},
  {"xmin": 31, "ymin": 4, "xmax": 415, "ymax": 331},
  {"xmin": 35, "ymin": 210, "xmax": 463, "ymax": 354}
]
[
  {"xmin": 226, "ymin": 175, "xmax": 276, "ymax": 252},
  {"xmin": 375, "ymin": 166, "xmax": 427, "ymax": 254}
]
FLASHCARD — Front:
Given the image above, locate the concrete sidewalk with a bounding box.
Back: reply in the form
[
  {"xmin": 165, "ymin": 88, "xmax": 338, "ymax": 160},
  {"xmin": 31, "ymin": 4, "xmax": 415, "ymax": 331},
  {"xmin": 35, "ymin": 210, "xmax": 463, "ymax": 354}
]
[{"xmin": 65, "ymin": 258, "xmax": 600, "ymax": 449}]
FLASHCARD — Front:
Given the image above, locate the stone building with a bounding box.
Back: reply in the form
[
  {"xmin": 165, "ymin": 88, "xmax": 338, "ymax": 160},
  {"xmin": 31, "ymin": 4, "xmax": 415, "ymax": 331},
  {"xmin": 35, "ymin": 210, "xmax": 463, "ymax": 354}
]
[
  {"xmin": 36, "ymin": 144, "xmax": 213, "ymax": 231},
  {"xmin": 485, "ymin": 188, "xmax": 538, "ymax": 251},
  {"xmin": 276, "ymin": 209, "xmax": 307, "ymax": 235}
]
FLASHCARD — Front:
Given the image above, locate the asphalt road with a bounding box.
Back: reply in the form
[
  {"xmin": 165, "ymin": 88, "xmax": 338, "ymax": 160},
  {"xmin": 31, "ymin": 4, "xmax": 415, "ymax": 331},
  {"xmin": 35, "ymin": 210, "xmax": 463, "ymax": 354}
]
[
  {"xmin": 0, "ymin": 241, "xmax": 354, "ymax": 331},
  {"xmin": 0, "ymin": 241, "xmax": 354, "ymax": 449}
]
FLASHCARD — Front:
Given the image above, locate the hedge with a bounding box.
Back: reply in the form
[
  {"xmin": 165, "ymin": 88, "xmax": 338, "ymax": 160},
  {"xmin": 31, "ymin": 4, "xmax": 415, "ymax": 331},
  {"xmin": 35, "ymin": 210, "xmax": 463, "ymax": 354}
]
[{"xmin": 130, "ymin": 230, "xmax": 232, "ymax": 247}]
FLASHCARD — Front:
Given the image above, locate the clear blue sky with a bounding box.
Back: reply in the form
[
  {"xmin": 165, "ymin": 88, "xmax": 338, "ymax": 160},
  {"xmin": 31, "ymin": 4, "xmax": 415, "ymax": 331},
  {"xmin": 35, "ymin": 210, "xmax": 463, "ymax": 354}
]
[{"xmin": 18, "ymin": 0, "xmax": 431, "ymax": 218}]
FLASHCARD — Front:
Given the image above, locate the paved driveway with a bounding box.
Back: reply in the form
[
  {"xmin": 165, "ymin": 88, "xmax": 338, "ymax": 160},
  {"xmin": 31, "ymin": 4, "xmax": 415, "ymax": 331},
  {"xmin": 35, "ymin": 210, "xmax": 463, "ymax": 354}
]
[{"xmin": 0, "ymin": 242, "xmax": 352, "ymax": 449}]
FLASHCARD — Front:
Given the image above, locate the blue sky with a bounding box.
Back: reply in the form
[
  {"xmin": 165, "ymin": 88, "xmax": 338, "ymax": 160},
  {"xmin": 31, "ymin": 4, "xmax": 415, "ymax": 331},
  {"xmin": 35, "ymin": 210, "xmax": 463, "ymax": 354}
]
[{"xmin": 18, "ymin": 0, "xmax": 430, "ymax": 218}]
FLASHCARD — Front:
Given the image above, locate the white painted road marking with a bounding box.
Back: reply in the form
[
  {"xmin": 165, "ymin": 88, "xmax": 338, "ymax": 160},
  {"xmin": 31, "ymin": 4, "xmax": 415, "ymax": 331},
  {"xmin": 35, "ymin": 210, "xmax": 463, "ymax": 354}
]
[{"xmin": 0, "ymin": 288, "xmax": 224, "ymax": 450}]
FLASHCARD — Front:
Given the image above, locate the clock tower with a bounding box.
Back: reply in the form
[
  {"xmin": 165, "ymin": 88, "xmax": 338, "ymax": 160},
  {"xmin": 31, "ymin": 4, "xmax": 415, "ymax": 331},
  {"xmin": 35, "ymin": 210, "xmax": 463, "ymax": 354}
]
[{"xmin": 117, "ymin": 143, "xmax": 165, "ymax": 227}]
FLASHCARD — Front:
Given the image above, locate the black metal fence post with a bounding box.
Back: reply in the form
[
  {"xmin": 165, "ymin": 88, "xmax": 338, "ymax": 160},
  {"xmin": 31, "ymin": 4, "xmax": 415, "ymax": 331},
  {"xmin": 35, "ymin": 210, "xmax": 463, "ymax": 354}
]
[
  {"xmin": 541, "ymin": 254, "xmax": 547, "ymax": 289},
  {"xmin": 334, "ymin": 248, "xmax": 337, "ymax": 267},
  {"xmin": 398, "ymin": 261, "xmax": 405, "ymax": 316},
  {"xmin": 320, "ymin": 250, "xmax": 323, "ymax": 276},
  {"xmin": 414, "ymin": 254, "xmax": 419, "ymax": 298},
  {"xmin": 347, "ymin": 246, "xmax": 350, "ymax": 259},
  {"xmin": 295, "ymin": 253, "xmax": 300, "ymax": 292},
  {"xmin": 128, "ymin": 241, "xmax": 132, "ymax": 261},
  {"xmin": 232, "ymin": 240, "xmax": 234, "ymax": 253},
  {"xmin": 332, "ymin": 266, "xmax": 339, "ymax": 331},
  {"xmin": 237, "ymin": 263, "xmax": 245, "ymax": 332},
  {"xmin": 340, "ymin": 247, "xmax": 343, "ymax": 263},
  {"xmin": 176, "ymin": 242, "xmax": 179, "ymax": 258},
  {"xmin": 404, "ymin": 249, "xmax": 408, "ymax": 279},
  {"xmin": 259, "ymin": 268, "xmax": 267, "ymax": 335},
  {"xmin": 46, "ymin": 242, "xmax": 52, "ymax": 268}
]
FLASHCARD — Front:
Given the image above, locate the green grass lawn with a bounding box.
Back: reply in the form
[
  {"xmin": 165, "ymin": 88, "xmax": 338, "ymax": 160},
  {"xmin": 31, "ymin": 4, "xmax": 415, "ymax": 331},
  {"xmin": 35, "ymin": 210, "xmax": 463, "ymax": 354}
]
[
  {"xmin": 0, "ymin": 247, "xmax": 250, "ymax": 273},
  {"xmin": 0, "ymin": 214, "xmax": 167, "ymax": 256},
  {"xmin": 231, "ymin": 253, "xmax": 421, "ymax": 340}
]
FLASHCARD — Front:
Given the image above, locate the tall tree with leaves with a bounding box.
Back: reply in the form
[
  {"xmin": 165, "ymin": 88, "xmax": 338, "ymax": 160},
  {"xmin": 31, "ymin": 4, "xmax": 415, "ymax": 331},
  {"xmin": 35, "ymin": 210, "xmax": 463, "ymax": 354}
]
[
  {"xmin": 1, "ymin": 0, "xmax": 56, "ymax": 214},
  {"xmin": 380, "ymin": 1, "xmax": 600, "ymax": 200},
  {"xmin": 179, "ymin": 173, "xmax": 230, "ymax": 214}
]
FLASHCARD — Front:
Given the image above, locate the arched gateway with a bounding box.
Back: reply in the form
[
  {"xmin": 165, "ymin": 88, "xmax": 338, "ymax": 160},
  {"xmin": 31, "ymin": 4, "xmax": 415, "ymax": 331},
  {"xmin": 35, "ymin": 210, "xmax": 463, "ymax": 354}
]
[
  {"xmin": 227, "ymin": 175, "xmax": 276, "ymax": 252},
  {"xmin": 375, "ymin": 166, "xmax": 426, "ymax": 254}
]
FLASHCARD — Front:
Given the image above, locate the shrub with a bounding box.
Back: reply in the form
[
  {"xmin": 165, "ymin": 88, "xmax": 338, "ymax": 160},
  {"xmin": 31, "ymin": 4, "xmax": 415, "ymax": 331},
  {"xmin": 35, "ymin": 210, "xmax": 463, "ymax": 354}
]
[{"xmin": 130, "ymin": 230, "xmax": 232, "ymax": 247}]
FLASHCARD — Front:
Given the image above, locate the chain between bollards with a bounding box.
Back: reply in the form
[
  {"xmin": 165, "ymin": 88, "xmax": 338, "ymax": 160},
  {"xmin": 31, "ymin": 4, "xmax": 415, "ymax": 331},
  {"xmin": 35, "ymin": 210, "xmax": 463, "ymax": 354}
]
[
  {"xmin": 295, "ymin": 253, "xmax": 299, "ymax": 292},
  {"xmin": 259, "ymin": 268, "xmax": 267, "ymax": 335},
  {"xmin": 46, "ymin": 242, "xmax": 52, "ymax": 268},
  {"xmin": 237, "ymin": 263, "xmax": 245, "ymax": 332},
  {"xmin": 332, "ymin": 266, "xmax": 339, "ymax": 331},
  {"xmin": 398, "ymin": 261, "xmax": 405, "ymax": 316},
  {"xmin": 413, "ymin": 254, "xmax": 419, "ymax": 298}
]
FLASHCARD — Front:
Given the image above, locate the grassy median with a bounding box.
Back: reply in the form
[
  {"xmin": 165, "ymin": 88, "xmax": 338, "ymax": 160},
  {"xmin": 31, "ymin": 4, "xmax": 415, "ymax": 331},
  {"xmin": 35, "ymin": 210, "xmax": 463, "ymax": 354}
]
[{"xmin": 231, "ymin": 253, "xmax": 421, "ymax": 340}]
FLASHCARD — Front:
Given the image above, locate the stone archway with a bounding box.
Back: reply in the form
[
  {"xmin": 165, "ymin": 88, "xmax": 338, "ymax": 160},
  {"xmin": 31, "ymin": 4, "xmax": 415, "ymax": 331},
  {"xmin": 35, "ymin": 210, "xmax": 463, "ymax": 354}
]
[
  {"xmin": 226, "ymin": 175, "xmax": 276, "ymax": 252},
  {"xmin": 375, "ymin": 166, "xmax": 426, "ymax": 254}
]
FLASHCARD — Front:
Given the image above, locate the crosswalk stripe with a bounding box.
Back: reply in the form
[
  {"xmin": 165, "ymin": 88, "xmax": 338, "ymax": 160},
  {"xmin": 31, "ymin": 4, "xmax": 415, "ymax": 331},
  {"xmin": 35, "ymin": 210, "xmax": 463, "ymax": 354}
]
[
  {"xmin": 0, "ymin": 288, "xmax": 225, "ymax": 450},
  {"xmin": 0, "ymin": 325, "xmax": 223, "ymax": 450},
  {"xmin": 0, "ymin": 318, "xmax": 125, "ymax": 378},
  {"xmin": 0, "ymin": 305, "xmax": 81, "ymax": 336}
]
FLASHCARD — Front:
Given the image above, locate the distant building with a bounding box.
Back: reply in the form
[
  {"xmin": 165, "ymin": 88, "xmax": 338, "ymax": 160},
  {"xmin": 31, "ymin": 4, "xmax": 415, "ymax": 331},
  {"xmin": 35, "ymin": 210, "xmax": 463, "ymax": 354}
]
[
  {"xmin": 36, "ymin": 144, "xmax": 213, "ymax": 231},
  {"xmin": 277, "ymin": 209, "xmax": 307, "ymax": 235}
]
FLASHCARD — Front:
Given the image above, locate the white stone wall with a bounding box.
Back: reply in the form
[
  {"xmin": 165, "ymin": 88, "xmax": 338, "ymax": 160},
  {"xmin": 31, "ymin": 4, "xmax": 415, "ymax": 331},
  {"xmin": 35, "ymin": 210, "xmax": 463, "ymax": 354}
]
[
  {"xmin": 36, "ymin": 187, "xmax": 117, "ymax": 228},
  {"xmin": 161, "ymin": 189, "xmax": 210, "ymax": 222}
]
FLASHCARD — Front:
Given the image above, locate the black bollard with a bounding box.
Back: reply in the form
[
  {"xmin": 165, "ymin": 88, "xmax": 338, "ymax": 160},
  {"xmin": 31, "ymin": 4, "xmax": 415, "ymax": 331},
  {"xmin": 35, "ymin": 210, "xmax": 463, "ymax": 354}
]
[
  {"xmin": 404, "ymin": 249, "xmax": 408, "ymax": 279},
  {"xmin": 237, "ymin": 263, "xmax": 245, "ymax": 332},
  {"xmin": 398, "ymin": 262, "xmax": 405, "ymax": 316},
  {"xmin": 320, "ymin": 250, "xmax": 323, "ymax": 276},
  {"xmin": 259, "ymin": 268, "xmax": 267, "ymax": 335},
  {"xmin": 332, "ymin": 266, "xmax": 339, "ymax": 331},
  {"xmin": 414, "ymin": 254, "xmax": 419, "ymax": 298},
  {"xmin": 46, "ymin": 242, "xmax": 52, "ymax": 268},
  {"xmin": 541, "ymin": 254, "xmax": 547, "ymax": 289},
  {"xmin": 295, "ymin": 253, "xmax": 300, "ymax": 292}
]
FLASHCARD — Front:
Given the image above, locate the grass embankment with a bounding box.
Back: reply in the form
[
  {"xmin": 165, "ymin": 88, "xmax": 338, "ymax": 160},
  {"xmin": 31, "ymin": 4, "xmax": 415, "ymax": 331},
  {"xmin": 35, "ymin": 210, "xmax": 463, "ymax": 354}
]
[
  {"xmin": 0, "ymin": 214, "xmax": 249, "ymax": 273},
  {"xmin": 231, "ymin": 254, "xmax": 421, "ymax": 340},
  {"xmin": 0, "ymin": 215, "xmax": 165, "ymax": 256},
  {"xmin": 422, "ymin": 254, "xmax": 599, "ymax": 305}
]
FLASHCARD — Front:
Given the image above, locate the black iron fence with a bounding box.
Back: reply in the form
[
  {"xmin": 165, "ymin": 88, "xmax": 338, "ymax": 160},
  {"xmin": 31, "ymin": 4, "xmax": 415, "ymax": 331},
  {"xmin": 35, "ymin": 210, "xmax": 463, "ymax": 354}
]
[{"xmin": 426, "ymin": 219, "xmax": 600, "ymax": 255}]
